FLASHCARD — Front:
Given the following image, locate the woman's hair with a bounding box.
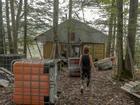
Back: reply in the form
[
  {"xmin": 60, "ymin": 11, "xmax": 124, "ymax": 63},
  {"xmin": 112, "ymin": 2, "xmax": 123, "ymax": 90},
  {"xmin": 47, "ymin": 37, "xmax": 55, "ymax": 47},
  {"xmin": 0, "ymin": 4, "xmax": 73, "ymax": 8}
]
[{"xmin": 83, "ymin": 46, "xmax": 89, "ymax": 54}]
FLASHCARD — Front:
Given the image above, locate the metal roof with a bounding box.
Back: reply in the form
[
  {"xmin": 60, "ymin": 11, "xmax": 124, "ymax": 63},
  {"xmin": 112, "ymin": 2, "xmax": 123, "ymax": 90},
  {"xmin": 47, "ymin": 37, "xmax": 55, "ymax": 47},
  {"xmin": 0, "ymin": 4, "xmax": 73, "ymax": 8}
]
[{"xmin": 35, "ymin": 19, "xmax": 107, "ymax": 44}]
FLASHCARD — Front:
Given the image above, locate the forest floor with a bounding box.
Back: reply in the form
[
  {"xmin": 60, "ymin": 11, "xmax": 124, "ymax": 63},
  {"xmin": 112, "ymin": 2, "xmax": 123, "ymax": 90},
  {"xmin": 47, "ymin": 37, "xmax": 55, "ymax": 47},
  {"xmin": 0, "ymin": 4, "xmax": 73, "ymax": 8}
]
[{"xmin": 56, "ymin": 68, "xmax": 140, "ymax": 105}]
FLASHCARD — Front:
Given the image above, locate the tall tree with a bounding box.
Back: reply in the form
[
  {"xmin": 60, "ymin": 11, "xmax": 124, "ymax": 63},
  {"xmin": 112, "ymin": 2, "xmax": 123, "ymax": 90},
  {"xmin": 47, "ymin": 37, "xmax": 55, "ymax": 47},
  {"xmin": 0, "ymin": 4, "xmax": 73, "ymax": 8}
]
[
  {"xmin": 125, "ymin": 0, "xmax": 138, "ymax": 78},
  {"xmin": 69, "ymin": 0, "xmax": 72, "ymax": 20},
  {"xmin": 24, "ymin": 0, "xmax": 27, "ymax": 57},
  {"xmin": 106, "ymin": 0, "xmax": 115, "ymax": 57},
  {"xmin": 112, "ymin": 15, "xmax": 117, "ymax": 56},
  {"xmin": 116, "ymin": 0, "xmax": 124, "ymax": 79},
  {"xmin": 16, "ymin": 0, "xmax": 23, "ymax": 44},
  {"xmin": 5, "ymin": 0, "xmax": 14, "ymax": 53},
  {"xmin": 53, "ymin": 0, "xmax": 59, "ymax": 58},
  {"xmin": 10, "ymin": 0, "xmax": 23, "ymax": 54},
  {"xmin": 10, "ymin": 0, "xmax": 17, "ymax": 53},
  {"xmin": 68, "ymin": 0, "xmax": 73, "ymax": 57},
  {"xmin": 0, "ymin": 0, "xmax": 4, "ymax": 54}
]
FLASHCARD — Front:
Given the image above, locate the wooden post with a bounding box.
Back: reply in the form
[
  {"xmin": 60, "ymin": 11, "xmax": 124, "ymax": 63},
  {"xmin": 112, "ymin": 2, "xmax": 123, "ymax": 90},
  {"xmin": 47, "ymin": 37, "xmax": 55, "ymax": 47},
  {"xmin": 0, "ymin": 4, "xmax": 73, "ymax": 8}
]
[{"xmin": 53, "ymin": 0, "xmax": 59, "ymax": 59}]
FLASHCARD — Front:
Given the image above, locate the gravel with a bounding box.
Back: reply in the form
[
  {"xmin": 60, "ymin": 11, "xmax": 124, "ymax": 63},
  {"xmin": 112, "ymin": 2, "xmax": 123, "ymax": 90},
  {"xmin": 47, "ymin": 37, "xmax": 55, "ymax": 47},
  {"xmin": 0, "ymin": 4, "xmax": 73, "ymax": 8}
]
[{"xmin": 56, "ymin": 68, "xmax": 140, "ymax": 105}]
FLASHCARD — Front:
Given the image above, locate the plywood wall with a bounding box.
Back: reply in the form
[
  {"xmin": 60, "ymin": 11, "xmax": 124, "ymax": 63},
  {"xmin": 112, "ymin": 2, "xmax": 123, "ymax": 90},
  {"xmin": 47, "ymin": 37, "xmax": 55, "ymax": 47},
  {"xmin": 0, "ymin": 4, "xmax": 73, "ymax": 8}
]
[
  {"xmin": 43, "ymin": 42, "xmax": 53, "ymax": 59},
  {"xmin": 43, "ymin": 42, "xmax": 105, "ymax": 60},
  {"xmin": 88, "ymin": 43, "xmax": 105, "ymax": 61}
]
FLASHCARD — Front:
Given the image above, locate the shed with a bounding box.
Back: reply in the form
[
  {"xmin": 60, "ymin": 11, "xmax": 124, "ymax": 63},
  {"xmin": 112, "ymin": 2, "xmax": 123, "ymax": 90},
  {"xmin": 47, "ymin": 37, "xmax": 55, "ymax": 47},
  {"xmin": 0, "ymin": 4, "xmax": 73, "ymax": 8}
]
[{"xmin": 35, "ymin": 19, "xmax": 107, "ymax": 60}]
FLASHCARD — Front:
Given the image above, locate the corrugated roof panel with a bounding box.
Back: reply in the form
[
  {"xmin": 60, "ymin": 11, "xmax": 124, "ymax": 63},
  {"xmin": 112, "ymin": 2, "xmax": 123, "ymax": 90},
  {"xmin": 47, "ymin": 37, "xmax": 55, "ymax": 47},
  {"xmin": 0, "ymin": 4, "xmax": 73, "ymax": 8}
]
[{"xmin": 35, "ymin": 19, "xmax": 107, "ymax": 43}]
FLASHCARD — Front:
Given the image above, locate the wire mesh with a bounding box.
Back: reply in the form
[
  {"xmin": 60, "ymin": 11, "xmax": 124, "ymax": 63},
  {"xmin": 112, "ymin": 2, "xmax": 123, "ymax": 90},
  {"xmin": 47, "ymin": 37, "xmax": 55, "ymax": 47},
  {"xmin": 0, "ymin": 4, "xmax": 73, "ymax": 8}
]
[{"xmin": 0, "ymin": 54, "xmax": 25, "ymax": 71}]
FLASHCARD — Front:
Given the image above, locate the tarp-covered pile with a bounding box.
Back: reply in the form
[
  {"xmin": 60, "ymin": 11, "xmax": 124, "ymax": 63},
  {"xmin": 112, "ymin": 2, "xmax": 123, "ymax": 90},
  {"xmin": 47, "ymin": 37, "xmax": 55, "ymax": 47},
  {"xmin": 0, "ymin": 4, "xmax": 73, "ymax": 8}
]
[
  {"xmin": 94, "ymin": 58, "xmax": 113, "ymax": 70},
  {"xmin": 0, "ymin": 67, "xmax": 14, "ymax": 105}
]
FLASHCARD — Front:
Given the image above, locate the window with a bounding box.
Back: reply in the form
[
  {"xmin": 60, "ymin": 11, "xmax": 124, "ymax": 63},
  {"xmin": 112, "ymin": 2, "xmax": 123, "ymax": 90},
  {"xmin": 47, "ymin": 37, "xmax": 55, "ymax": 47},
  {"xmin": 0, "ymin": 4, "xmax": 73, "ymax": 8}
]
[{"xmin": 71, "ymin": 32, "xmax": 75, "ymax": 41}]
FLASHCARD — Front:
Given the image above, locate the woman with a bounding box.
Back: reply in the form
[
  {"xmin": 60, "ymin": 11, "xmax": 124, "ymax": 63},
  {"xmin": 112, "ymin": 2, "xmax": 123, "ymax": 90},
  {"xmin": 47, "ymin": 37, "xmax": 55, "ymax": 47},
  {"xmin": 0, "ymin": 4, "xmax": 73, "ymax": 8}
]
[{"xmin": 79, "ymin": 46, "xmax": 95, "ymax": 93}]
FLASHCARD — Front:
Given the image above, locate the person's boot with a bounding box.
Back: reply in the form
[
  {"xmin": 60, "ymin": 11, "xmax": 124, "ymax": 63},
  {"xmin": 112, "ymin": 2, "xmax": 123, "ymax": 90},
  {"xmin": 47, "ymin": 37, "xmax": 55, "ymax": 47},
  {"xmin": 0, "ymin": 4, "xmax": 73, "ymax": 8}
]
[
  {"xmin": 87, "ymin": 79, "xmax": 90, "ymax": 87},
  {"xmin": 85, "ymin": 79, "xmax": 90, "ymax": 91},
  {"xmin": 80, "ymin": 85, "xmax": 84, "ymax": 94}
]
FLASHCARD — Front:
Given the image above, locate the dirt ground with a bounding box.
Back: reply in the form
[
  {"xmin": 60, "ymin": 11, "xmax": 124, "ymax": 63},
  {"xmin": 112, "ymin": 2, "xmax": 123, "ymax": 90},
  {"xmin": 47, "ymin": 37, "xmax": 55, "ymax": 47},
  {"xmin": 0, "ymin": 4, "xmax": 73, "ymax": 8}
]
[{"xmin": 56, "ymin": 68, "xmax": 140, "ymax": 105}]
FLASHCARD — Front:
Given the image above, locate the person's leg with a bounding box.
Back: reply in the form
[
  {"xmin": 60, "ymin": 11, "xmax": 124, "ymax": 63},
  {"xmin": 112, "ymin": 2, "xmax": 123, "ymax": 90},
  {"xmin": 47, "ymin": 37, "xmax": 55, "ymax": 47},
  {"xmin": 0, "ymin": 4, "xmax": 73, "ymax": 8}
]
[
  {"xmin": 80, "ymin": 70, "xmax": 86, "ymax": 93},
  {"xmin": 86, "ymin": 70, "xmax": 91, "ymax": 87},
  {"xmin": 80, "ymin": 69, "xmax": 85, "ymax": 84}
]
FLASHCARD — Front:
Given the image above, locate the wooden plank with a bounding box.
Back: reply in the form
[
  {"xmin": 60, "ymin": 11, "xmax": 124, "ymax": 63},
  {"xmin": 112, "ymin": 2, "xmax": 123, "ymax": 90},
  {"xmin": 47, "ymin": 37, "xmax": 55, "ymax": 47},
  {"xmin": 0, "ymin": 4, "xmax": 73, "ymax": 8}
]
[
  {"xmin": 94, "ymin": 44, "xmax": 104, "ymax": 48},
  {"xmin": 44, "ymin": 42, "xmax": 53, "ymax": 59},
  {"xmin": 124, "ymin": 83, "xmax": 134, "ymax": 88},
  {"xmin": 135, "ymin": 81, "xmax": 140, "ymax": 84},
  {"xmin": 86, "ymin": 43, "xmax": 105, "ymax": 60},
  {"xmin": 129, "ymin": 81, "xmax": 139, "ymax": 86},
  {"xmin": 121, "ymin": 86, "xmax": 132, "ymax": 93},
  {"xmin": 121, "ymin": 86, "xmax": 140, "ymax": 98},
  {"xmin": 122, "ymin": 86, "xmax": 140, "ymax": 98},
  {"xmin": 132, "ymin": 92, "xmax": 140, "ymax": 98},
  {"xmin": 94, "ymin": 51, "xmax": 104, "ymax": 54},
  {"xmin": 95, "ymin": 54, "xmax": 104, "ymax": 56},
  {"xmin": 121, "ymin": 81, "xmax": 140, "ymax": 98}
]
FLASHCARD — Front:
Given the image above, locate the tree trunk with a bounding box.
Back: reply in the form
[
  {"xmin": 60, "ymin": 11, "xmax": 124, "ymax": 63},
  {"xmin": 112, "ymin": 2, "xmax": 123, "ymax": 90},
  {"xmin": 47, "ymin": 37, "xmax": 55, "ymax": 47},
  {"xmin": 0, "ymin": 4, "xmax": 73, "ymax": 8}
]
[
  {"xmin": 24, "ymin": 0, "xmax": 27, "ymax": 57},
  {"xmin": 5, "ymin": 0, "xmax": 14, "ymax": 53},
  {"xmin": 68, "ymin": 0, "xmax": 72, "ymax": 57},
  {"xmin": 116, "ymin": 0, "xmax": 124, "ymax": 79},
  {"xmin": 106, "ymin": 0, "xmax": 115, "ymax": 57},
  {"xmin": 69, "ymin": 0, "xmax": 72, "ymax": 20},
  {"xmin": 112, "ymin": 16, "xmax": 117, "ymax": 56},
  {"xmin": 0, "ymin": 0, "xmax": 4, "ymax": 54},
  {"xmin": 3, "ymin": 27, "xmax": 6, "ymax": 54},
  {"xmin": 16, "ymin": 0, "xmax": 23, "ymax": 52},
  {"xmin": 53, "ymin": 0, "xmax": 59, "ymax": 58},
  {"xmin": 125, "ymin": 0, "xmax": 138, "ymax": 77},
  {"xmin": 10, "ymin": 0, "xmax": 17, "ymax": 53}
]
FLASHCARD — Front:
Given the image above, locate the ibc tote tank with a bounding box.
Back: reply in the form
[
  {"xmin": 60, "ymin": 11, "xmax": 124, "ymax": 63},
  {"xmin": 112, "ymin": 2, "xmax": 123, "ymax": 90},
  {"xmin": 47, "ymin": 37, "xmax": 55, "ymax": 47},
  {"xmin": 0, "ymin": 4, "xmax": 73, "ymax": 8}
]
[{"xmin": 12, "ymin": 59, "xmax": 58, "ymax": 105}]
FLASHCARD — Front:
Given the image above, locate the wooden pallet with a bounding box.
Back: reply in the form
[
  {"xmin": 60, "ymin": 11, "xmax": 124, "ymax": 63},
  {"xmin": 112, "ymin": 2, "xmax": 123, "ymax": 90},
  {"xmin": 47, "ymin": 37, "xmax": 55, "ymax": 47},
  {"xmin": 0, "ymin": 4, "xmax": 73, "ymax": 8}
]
[{"xmin": 121, "ymin": 81, "xmax": 140, "ymax": 98}]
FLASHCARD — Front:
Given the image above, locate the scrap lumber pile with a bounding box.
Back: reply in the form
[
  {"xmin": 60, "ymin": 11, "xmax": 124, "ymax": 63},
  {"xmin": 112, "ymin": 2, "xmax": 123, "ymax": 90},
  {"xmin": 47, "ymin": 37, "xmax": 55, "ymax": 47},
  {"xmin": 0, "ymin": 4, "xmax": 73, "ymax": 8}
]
[
  {"xmin": 0, "ymin": 67, "xmax": 14, "ymax": 105},
  {"xmin": 94, "ymin": 58, "xmax": 113, "ymax": 70},
  {"xmin": 121, "ymin": 81, "xmax": 140, "ymax": 98}
]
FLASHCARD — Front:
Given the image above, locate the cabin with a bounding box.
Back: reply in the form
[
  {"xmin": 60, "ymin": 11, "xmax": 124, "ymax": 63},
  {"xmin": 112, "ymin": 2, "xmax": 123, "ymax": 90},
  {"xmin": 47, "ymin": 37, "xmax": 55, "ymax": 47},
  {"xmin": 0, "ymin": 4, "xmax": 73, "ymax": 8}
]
[{"xmin": 35, "ymin": 19, "xmax": 107, "ymax": 61}]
